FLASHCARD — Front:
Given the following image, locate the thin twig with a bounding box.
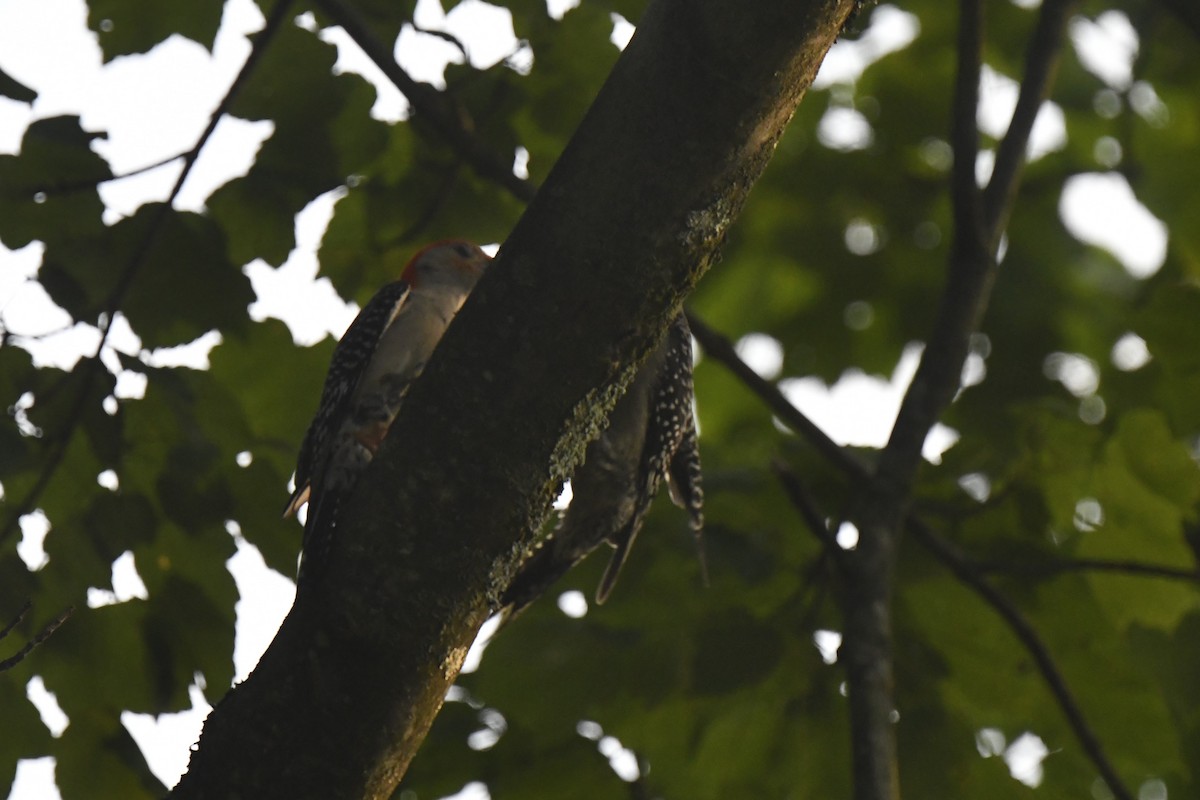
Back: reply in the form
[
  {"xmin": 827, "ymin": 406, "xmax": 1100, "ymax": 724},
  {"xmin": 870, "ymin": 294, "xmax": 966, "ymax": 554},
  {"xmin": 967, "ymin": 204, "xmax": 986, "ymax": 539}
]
[
  {"xmin": 4, "ymin": 322, "xmax": 81, "ymax": 341},
  {"xmin": 0, "ymin": 604, "xmax": 75, "ymax": 673},
  {"xmin": 873, "ymin": 0, "xmax": 991, "ymax": 486},
  {"xmin": 685, "ymin": 313, "xmax": 871, "ymax": 482},
  {"xmin": 771, "ymin": 459, "xmax": 844, "ymax": 635},
  {"xmin": 833, "ymin": 3, "xmax": 989, "ymax": 796},
  {"xmin": 909, "ymin": 522, "xmax": 1134, "ymax": 800},
  {"xmin": 0, "ymin": 600, "xmax": 31, "ymax": 642},
  {"xmin": 950, "ymin": 0, "xmax": 985, "ymax": 249},
  {"xmin": 771, "ymin": 463, "xmax": 873, "ymax": 664},
  {"xmin": 312, "ymin": 0, "xmax": 536, "ymax": 204},
  {"xmin": 690, "ymin": 312, "xmax": 1200, "ymax": 592},
  {"xmin": 410, "ymin": 24, "xmax": 469, "ymax": 61},
  {"xmin": 977, "ymin": 556, "xmax": 1199, "ymax": 582},
  {"xmin": 681, "ymin": 3, "xmax": 1121, "ymax": 794},
  {"xmin": 982, "ymin": 0, "xmax": 1079, "ymax": 241},
  {"xmin": 771, "ymin": 459, "xmax": 840, "ymax": 551},
  {"xmin": 37, "ymin": 151, "xmax": 189, "ymax": 197}
]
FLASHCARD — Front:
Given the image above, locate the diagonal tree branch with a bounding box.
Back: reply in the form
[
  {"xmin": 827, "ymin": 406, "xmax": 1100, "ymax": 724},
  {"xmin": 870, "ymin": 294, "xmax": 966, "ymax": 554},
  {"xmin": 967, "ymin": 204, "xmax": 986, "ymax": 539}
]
[
  {"xmin": 36, "ymin": 151, "xmax": 195, "ymax": 196},
  {"xmin": 688, "ymin": 310, "xmax": 1200, "ymax": 591},
  {"xmin": 830, "ymin": 0, "xmax": 1090, "ymax": 793},
  {"xmin": 0, "ymin": 599, "xmax": 30, "ymax": 643},
  {"xmin": 982, "ymin": 0, "xmax": 1079, "ymax": 241},
  {"xmin": 697, "ymin": 306, "xmax": 1188, "ymax": 799},
  {"xmin": 0, "ymin": 601, "xmax": 75, "ymax": 673},
  {"xmin": 686, "ymin": 313, "xmax": 871, "ymax": 481},
  {"xmin": 876, "ymin": 0, "xmax": 988, "ymax": 488},
  {"xmin": 172, "ymin": 2, "xmax": 861, "ymax": 796},
  {"xmin": 908, "ymin": 522, "xmax": 1134, "ymax": 800},
  {"xmin": 772, "ymin": 459, "xmax": 840, "ymax": 552},
  {"xmin": 680, "ymin": 2, "xmax": 1134, "ymax": 793},
  {"xmin": 755, "ymin": 375, "xmax": 1146, "ymax": 800}
]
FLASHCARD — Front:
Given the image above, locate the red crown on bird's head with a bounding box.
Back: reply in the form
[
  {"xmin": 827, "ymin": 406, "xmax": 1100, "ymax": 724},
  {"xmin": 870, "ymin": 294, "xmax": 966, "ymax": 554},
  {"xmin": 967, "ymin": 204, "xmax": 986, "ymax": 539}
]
[{"xmin": 401, "ymin": 240, "xmax": 489, "ymax": 286}]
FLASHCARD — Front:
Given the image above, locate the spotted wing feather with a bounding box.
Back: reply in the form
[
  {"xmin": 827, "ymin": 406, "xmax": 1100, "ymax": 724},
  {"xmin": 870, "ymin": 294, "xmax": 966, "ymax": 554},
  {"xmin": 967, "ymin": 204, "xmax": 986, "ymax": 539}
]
[
  {"xmin": 283, "ymin": 280, "xmax": 411, "ymax": 519},
  {"xmin": 595, "ymin": 313, "xmax": 700, "ymax": 602}
]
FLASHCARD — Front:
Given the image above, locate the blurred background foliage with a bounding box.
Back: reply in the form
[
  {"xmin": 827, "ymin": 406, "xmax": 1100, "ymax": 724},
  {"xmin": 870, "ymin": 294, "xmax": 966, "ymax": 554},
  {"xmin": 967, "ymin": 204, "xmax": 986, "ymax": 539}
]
[{"xmin": 1, "ymin": 0, "xmax": 1198, "ymax": 797}]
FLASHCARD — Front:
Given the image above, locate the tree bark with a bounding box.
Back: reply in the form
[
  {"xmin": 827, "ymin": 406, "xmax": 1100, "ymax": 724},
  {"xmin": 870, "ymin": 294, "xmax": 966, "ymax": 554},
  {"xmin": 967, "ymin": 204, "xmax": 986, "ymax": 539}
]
[{"xmin": 171, "ymin": 1, "xmax": 858, "ymax": 797}]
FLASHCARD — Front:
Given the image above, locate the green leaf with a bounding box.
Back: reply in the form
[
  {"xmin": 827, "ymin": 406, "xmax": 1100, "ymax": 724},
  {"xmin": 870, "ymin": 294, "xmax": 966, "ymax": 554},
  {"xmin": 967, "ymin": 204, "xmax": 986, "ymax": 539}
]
[
  {"xmin": 1081, "ymin": 409, "xmax": 1200, "ymax": 630},
  {"xmin": 0, "ymin": 65, "xmax": 37, "ymax": 103},
  {"xmin": 142, "ymin": 573, "xmax": 236, "ymax": 706},
  {"xmin": 53, "ymin": 712, "xmax": 165, "ymax": 800},
  {"xmin": 87, "ymin": 0, "xmax": 223, "ymax": 60},
  {"xmin": 206, "ymin": 320, "xmax": 331, "ymax": 467},
  {"xmin": 204, "ymin": 319, "xmax": 338, "ymax": 573},
  {"xmin": 1127, "ymin": 614, "xmax": 1200, "ymax": 794},
  {"xmin": 120, "ymin": 207, "xmax": 253, "ymax": 347},
  {"xmin": 0, "ymin": 673, "xmax": 54, "ymax": 797},
  {"xmin": 209, "ymin": 23, "xmax": 389, "ymax": 266},
  {"xmin": 83, "ymin": 491, "xmax": 158, "ymax": 563},
  {"xmin": 0, "ymin": 116, "xmax": 109, "ymax": 251},
  {"xmin": 1134, "ymin": 283, "xmax": 1200, "ymax": 433},
  {"xmin": 471, "ymin": 724, "xmax": 629, "ymax": 800},
  {"xmin": 39, "ymin": 601, "xmax": 157, "ymax": 713},
  {"xmin": 511, "ymin": 5, "xmax": 620, "ymax": 184}
]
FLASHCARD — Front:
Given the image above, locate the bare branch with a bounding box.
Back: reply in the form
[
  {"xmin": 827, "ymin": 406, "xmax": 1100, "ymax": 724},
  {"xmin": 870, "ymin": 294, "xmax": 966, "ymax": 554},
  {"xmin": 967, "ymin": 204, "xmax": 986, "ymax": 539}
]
[
  {"xmin": 950, "ymin": 0, "xmax": 985, "ymax": 252},
  {"xmin": 909, "ymin": 522, "xmax": 1135, "ymax": 800},
  {"xmin": 686, "ymin": 313, "xmax": 871, "ymax": 482},
  {"xmin": 410, "ymin": 24, "xmax": 469, "ymax": 62},
  {"xmin": 982, "ymin": 0, "xmax": 1079, "ymax": 240},
  {"xmin": 0, "ymin": 603, "xmax": 75, "ymax": 673},
  {"xmin": 679, "ymin": 2, "xmax": 1129, "ymax": 790},
  {"xmin": 831, "ymin": 2, "xmax": 989, "ymax": 795},
  {"xmin": 876, "ymin": 0, "xmax": 991, "ymax": 486}
]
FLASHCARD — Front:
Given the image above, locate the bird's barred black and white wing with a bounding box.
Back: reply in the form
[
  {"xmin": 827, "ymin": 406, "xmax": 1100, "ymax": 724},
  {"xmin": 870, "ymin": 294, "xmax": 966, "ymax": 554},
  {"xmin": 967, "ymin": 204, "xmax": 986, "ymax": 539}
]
[
  {"xmin": 283, "ymin": 280, "xmax": 411, "ymax": 520},
  {"xmin": 502, "ymin": 312, "xmax": 705, "ymax": 617},
  {"xmin": 596, "ymin": 312, "xmax": 703, "ymax": 602}
]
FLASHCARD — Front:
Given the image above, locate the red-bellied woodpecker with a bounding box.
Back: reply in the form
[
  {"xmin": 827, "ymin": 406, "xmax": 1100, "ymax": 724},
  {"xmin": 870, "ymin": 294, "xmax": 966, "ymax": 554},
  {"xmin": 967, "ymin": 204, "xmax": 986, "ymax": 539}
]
[
  {"xmin": 283, "ymin": 240, "xmax": 489, "ymax": 580},
  {"xmin": 502, "ymin": 312, "xmax": 705, "ymax": 616}
]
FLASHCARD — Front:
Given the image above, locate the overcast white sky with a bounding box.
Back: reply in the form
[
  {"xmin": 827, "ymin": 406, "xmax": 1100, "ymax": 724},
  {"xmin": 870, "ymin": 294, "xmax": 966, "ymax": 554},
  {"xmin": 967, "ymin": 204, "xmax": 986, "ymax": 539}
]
[{"xmin": 0, "ymin": 0, "xmax": 1166, "ymax": 796}]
